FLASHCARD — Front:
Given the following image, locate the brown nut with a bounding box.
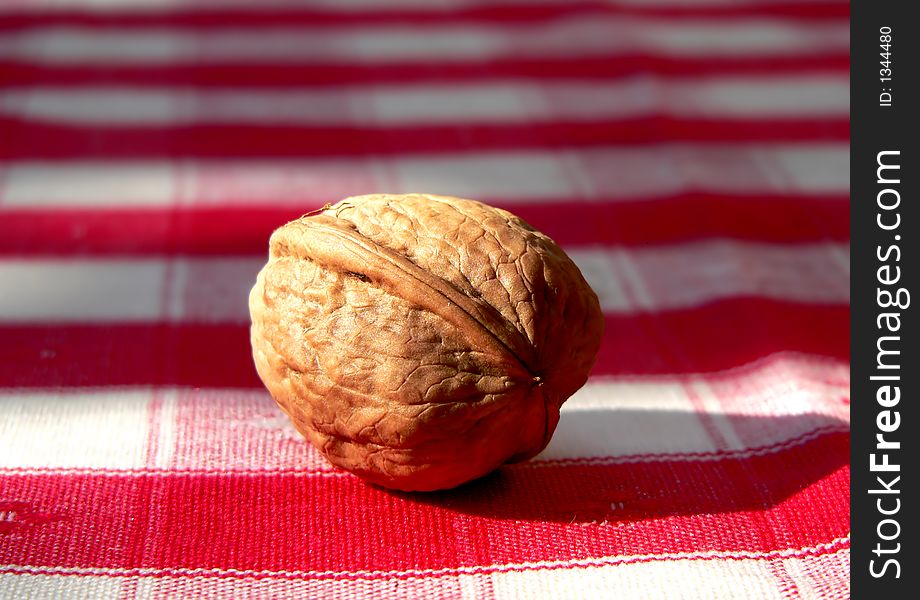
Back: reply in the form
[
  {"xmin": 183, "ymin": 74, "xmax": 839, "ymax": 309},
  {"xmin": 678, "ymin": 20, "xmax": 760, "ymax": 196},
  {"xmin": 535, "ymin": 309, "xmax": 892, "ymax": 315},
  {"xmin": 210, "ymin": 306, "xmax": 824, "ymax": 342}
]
[{"xmin": 249, "ymin": 193, "xmax": 604, "ymax": 491}]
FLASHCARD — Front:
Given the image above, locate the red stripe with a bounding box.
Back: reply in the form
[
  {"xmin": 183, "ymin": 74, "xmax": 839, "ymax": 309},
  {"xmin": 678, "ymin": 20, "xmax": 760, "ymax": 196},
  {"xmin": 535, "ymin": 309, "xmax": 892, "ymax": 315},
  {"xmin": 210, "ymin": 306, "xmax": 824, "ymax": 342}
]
[
  {"xmin": 0, "ymin": 539, "xmax": 851, "ymax": 580},
  {"xmin": 0, "ymin": 117, "xmax": 850, "ymax": 160},
  {"xmin": 594, "ymin": 302, "xmax": 848, "ymax": 377},
  {"xmin": 0, "ymin": 301, "xmax": 848, "ymax": 388},
  {"xmin": 0, "ymin": 432, "xmax": 849, "ymax": 572},
  {"xmin": 0, "ymin": 195, "xmax": 849, "ymax": 256},
  {"xmin": 0, "ymin": 56, "xmax": 850, "ymax": 88},
  {"xmin": 0, "ymin": 2, "xmax": 851, "ymax": 30}
]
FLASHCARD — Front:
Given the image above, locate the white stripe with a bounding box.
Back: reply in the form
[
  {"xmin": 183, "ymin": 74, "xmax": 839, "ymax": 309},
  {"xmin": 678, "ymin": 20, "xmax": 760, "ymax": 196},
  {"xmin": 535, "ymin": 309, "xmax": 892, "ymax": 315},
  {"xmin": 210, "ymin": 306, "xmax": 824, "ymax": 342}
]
[
  {"xmin": 549, "ymin": 378, "xmax": 721, "ymax": 458},
  {"xmin": 0, "ymin": 18, "xmax": 849, "ymax": 64},
  {"xmin": 0, "ymin": 538, "xmax": 850, "ymax": 581},
  {"xmin": 542, "ymin": 353, "xmax": 849, "ymax": 460},
  {"xmin": 685, "ymin": 378, "xmax": 747, "ymax": 451},
  {"xmin": 0, "ymin": 242, "xmax": 849, "ymax": 322},
  {"xmin": 605, "ymin": 250, "xmax": 656, "ymax": 311},
  {"xmin": 0, "ymin": 426, "xmax": 846, "ymax": 476},
  {"xmin": 0, "ymin": 354, "xmax": 848, "ymax": 473},
  {"xmin": 391, "ymin": 144, "xmax": 850, "ymax": 201},
  {"xmin": 490, "ymin": 551, "xmax": 843, "ymax": 600},
  {"xmin": 577, "ymin": 241, "xmax": 852, "ymax": 312},
  {"xmin": 604, "ymin": 240, "xmax": 850, "ymax": 310},
  {"xmin": 1, "ymin": 162, "xmax": 178, "ymax": 208},
  {"xmin": 0, "ymin": 257, "xmax": 262, "ymax": 322},
  {"xmin": 382, "ymin": 143, "xmax": 849, "ymax": 200},
  {"xmin": 781, "ymin": 547, "xmax": 852, "ymax": 600},
  {"xmin": 492, "ymin": 557, "xmax": 792, "ymax": 600},
  {"xmin": 0, "ymin": 468, "xmax": 346, "ymax": 478},
  {"xmin": 153, "ymin": 389, "xmax": 178, "ymax": 469},
  {"xmin": 0, "ymin": 259, "xmax": 168, "ymax": 321},
  {"xmin": 130, "ymin": 575, "xmax": 475, "ymax": 600},
  {"xmin": 0, "ymin": 548, "xmax": 850, "ymax": 600},
  {"xmin": 458, "ymin": 574, "xmax": 487, "ymax": 600},
  {"xmin": 0, "ymin": 389, "xmax": 152, "ymax": 470},
  {"xmin": 0, "ymin": 76, "xmax": 849, "ymax": 125},
  {"xmin": 0, "ymin": 574, "xmax": 122, "ymax": 600},
  {"xmin": 0, "ymin": 144, "xmax": 848, "ymax": 208}
]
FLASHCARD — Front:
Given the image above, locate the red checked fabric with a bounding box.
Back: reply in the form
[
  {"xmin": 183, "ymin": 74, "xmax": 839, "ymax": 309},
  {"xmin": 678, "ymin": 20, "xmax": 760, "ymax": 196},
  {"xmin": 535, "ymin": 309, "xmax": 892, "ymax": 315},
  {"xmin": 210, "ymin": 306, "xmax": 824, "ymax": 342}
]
[{"xmin": 0, "ymin": 1, "xmax": 849, "ymax": 598}]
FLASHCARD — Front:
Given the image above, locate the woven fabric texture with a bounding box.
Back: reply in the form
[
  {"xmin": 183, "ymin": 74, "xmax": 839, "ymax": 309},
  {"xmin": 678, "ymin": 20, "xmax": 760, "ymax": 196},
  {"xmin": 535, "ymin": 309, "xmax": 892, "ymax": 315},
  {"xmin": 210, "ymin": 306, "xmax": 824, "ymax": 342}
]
[{"xmin": 0, "ymin": 0, "xmax": 849, "ymax": 598}]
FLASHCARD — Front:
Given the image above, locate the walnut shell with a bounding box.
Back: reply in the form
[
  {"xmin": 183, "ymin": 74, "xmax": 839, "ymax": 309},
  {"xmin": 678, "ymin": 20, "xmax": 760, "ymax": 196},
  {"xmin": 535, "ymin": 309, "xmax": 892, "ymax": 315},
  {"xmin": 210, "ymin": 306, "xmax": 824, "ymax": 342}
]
[{"xmin": 249, "ymin": 194, "xmax": 604, "ymax": 491}]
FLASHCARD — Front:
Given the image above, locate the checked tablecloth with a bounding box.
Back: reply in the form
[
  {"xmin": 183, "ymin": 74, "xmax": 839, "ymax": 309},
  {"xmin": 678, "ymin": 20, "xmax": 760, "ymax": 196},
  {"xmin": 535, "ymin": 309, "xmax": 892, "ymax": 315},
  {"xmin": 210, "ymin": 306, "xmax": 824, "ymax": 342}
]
[{"xmin": 0, "ymin": 0, "xmax": 850, "ymax": 598}]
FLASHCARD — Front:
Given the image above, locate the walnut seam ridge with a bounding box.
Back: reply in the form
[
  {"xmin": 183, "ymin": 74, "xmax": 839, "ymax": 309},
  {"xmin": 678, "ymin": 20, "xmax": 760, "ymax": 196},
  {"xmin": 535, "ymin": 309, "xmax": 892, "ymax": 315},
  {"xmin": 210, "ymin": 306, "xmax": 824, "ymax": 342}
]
[{"xmin": 273, "ymin": 216, "xmax": 543, "ymax": 386}]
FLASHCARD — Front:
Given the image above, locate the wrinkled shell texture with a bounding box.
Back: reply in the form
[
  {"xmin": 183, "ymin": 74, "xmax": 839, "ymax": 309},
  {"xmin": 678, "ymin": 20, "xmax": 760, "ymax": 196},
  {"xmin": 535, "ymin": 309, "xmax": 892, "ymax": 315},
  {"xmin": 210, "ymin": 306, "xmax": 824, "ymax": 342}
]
[{"xmin": 249, "ymin": 194, "xmax": 604, "ymax": 491}]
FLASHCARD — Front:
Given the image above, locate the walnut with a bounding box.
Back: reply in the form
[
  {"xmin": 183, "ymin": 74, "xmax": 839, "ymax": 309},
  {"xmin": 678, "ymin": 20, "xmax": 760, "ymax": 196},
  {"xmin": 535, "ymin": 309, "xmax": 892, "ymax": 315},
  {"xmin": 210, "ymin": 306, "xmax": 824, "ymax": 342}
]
[{"xmin": 249, "ymin": 194, "xmax": 604, "ymax": 491}]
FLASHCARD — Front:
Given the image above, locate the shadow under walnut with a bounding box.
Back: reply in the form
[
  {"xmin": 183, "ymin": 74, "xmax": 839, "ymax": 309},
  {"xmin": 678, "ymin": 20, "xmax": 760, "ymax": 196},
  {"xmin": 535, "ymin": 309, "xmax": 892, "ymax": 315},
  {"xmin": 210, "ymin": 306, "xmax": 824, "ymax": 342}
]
[{"xmin": 249, "ymin": 193, "xmax": 604, "ymax": 491}]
